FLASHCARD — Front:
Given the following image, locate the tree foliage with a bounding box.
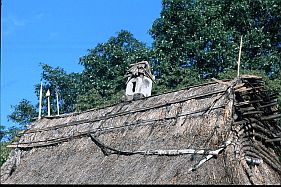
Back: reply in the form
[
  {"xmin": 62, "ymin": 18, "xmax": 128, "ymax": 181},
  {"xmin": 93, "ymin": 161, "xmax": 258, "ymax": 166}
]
[
  {"xmin": 34, "ymin": 64, "xmax": 81, "ymax": 115},
  {"xmin": 7, "ymin": 99, "xmax": 37, "ymax": 128},
  {"xmin": 0, "ymin": 125, "xmax": 6, "ymax": 142},
  {"xmin": 0, "ymin": 142, "xmax": 11, "ymax": 166},
  {"xmin": 150, "ymin": 0, "xmax": 281, "ymax": 91}
]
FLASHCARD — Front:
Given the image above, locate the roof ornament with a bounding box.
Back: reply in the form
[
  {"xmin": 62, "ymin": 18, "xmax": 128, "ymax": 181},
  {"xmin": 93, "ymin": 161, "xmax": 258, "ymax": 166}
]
[
  {"xmin": 55, "ymin": 87, "xmax": 60, "ymax": 116},
  {"xmin": 46, "ymin": 89, "xmax": 51, "ymax": 117},
  {"xmin": 124, "ymin": 60, "xmax": 155, "ymax": 101}
]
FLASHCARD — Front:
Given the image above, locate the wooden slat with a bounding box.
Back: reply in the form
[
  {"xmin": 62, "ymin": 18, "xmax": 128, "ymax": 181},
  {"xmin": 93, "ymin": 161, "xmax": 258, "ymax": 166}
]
[
  {"xmin": 233, "ymin": 83, "xmax": 245, "ymax": 90},
  {"xmin": 211, "ymin": 78, "xmax": 231, "ymax": 86},
  {"xmin": 260, "ymin": 114, "xmax": 281, "ymax": 121},
  {"xmin": 235, "ymin": 86, "xmax": 264, "ymax": 93},
  {"xmin": 234, "ymin": 100, "xmax": 263, "ymax": 106},
  {"xmin": 234, "ymin": 87, "xmax": 248, "ymax": 92},
  {"xmin": 239, "ymin": 106, "xmax": 256, "ymax": 112},
  {"xmin": 241, "ymin": 75, "xmax": 263, "ymax": 79},
  {"xmin": 265, "ymin": 138, "xmax": 281, "ymax": 143},
  {"xmin": 258, "ymin": 102, "xmax": 277, "ymax": 109},
  {"xmin": 242, "ymin": 111, "xmax": 263, "ymax": 115},
  {"xmin": 233, "ymin": 120, "xmax": 248, "ymax": 125}
]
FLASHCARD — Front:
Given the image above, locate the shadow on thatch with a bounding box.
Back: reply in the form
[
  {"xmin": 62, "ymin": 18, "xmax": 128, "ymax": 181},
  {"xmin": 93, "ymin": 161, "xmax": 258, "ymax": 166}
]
[{"xmin": 1, "ymin": 75, "xmax": 281, "ymax": 184}]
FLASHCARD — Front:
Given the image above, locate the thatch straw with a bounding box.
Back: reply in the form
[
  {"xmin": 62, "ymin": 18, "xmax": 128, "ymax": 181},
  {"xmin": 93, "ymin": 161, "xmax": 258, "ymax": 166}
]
[{"xmin": 1, "ymin": 76, "xmax": 280, "ymax": 184}]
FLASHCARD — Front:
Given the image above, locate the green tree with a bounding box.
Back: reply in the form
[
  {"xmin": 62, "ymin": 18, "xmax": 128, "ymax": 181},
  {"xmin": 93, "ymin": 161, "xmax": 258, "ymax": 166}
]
[
  {"xmin": 0, "ymin": 125, "xmax": 6, "ymax": 141},
  {"xmin": 0, "ymin": 125, "xmax": 17, "ymax": 167},
  {"xmin": 34, "ymin": 63, "xmax": 81, "ymax": 115},
  {"xmin": 150, "ymin": 0, "xmax": 281, "ymax": 91},
  {"xmin": 5, "ymin": 126, "xmax": 22, "ymax": 142},
  {"xmin": 7, "ymin": 99, "xmax": 37, "ymax": 129},
  {"xmin": 0, "ymin": 142, "xmax": 11, "ymax": 166},
  {"xmin": 150, "ymin": 0, "xmax": 206, "ymax": 90},
  {"xmin": 3, "ymin": 100, "xmax": 35, "ymax": 165}
]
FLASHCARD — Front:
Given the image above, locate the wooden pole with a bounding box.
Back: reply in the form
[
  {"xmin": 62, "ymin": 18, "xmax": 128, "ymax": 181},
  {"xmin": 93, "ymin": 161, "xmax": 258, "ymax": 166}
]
[
  {"xmin": 237, "ymin": 36, "xmax": 243, "ymax": 77},
  {"xmin": 46, "ymin": 89, "xmax": 51, "ymax": 116},
  {"xmin": 38, "ymin": 81, "xmax": 43, "ymax": 119},
  {"xmin": 56, "ymin": 91, "xmax": 60, "ymax": 116}
]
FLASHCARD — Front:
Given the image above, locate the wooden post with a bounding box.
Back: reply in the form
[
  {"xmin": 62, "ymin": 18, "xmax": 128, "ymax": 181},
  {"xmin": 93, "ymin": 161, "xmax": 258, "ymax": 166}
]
[
  {"xmin": 38, "ymin": 81, "xmax": 43, "ymax": 119},
  {"xmin": 56, "ymin": 90, "xmax": 60, "ymax": 116},
  {"xmin": 237, "ymin": 36, "xmax": 243, "ymax": 77},
  {"xmin": 46, "ymin": 89, "xmax": 51, "ymax": 116}
]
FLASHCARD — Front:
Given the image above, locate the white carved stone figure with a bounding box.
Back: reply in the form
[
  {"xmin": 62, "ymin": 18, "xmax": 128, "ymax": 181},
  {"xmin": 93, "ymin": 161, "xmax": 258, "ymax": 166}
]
[{"xmin": 125, "ymin": 61, "xmax": 155, "ymax": 100}]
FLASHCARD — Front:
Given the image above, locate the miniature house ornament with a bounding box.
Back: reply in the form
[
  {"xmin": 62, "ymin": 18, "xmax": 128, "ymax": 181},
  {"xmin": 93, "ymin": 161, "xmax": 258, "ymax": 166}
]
[{"xmin": 125, "ymin": 61, "xmax": 155, "ymax": 101}]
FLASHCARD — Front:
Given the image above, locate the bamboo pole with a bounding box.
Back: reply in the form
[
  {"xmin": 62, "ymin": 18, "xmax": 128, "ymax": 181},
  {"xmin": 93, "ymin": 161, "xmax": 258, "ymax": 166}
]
[
  {"xmin": 56, "ymin": 90, "xmax": 60, "ymax": 115},
  {"xmin": 237, "ymin": 36, "xmax": 243, "ymax": 77},
  {"xmin": 38, "ymin": 81, "xmax": 43, "ymax": 120}
]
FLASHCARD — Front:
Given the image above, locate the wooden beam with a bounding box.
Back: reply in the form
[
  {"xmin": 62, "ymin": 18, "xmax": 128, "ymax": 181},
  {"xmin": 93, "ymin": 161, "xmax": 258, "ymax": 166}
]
[
  {"xmin": 242, "ymin": 111, "xmax": 263, "ymax": 115},
  {"xmin": 234, "ymin": 100, "xmax": 263, "ymax": 106},
  {"xmin": 238, "ymin": 106, "xmax": 256, "ymax": 112},
  {"xmin": 258, "ymin": 102, "xmax": 277, "ymax": 109},
  {"xmin": 234, "ymin": 86, "xmax": 264, "ymax": 93},
  {"xmin": 240, "ymin": 75, "xmax": 262, "ymax": 80},
  {"xmin": 260, "ymin": 114, "xmax": 281, "ymax": 121},
  {"xmin": 265, "ymin": 138, "xmax": 281, "ymax": 143},
  {"xmin": 233, "ymin": 120, "xmax": 248, "ymax": 125},
  {"xmin": 211, "ymin": 78, "xmax": 231, "ymax": 86}
]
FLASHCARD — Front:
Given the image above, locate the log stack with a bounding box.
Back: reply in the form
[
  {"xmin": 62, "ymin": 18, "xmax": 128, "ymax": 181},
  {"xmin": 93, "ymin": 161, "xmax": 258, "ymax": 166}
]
[{"xmin": 233, "ymin": 75, "xmax": 281, "ymax": 178}]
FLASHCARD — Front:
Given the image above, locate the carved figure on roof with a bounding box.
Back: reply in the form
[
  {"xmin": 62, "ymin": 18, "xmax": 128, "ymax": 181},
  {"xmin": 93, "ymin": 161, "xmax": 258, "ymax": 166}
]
[{"xmin": 124, "ymin": 61, "xmax": 155, "ymax": 101}]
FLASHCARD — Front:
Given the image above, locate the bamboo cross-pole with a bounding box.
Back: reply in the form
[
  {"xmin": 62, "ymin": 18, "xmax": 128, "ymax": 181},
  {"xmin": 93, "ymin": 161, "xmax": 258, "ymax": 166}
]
[
  {"xmin": 38, "ymin": 81, "xmax": 43, "ymax": 119},
  {"xmin": 46, "ymin": 89, "xmax": 51, "ymax": 116},
  {"xmin": 237, "ymin": 36, "xmax": 243, "ymax": 77}
]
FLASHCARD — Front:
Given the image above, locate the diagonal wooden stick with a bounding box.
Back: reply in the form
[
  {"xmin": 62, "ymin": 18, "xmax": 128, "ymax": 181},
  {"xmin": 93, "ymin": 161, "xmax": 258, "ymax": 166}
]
[{"xmin": 188, "ymin": 140, "xmax": 232, "ymax": 172}]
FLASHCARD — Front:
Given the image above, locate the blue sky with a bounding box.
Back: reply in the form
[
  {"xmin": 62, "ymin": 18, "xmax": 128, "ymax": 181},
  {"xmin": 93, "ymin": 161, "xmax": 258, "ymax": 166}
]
[{"xmin": 1, "ymin": 0, "xmax": 162, "ymax": 129}]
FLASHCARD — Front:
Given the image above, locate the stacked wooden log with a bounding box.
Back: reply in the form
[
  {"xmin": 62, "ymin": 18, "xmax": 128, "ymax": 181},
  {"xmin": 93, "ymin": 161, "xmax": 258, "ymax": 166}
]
[{"xmin": 233, "ymin": 75, "xmax": 281, "ymax": 175}]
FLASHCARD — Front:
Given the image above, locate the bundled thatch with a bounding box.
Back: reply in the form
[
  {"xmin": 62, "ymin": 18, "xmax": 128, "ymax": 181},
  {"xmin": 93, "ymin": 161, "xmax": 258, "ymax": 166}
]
[{"xmin": 1, "ymin": 75, "xmax": 280, "ymax": 184}]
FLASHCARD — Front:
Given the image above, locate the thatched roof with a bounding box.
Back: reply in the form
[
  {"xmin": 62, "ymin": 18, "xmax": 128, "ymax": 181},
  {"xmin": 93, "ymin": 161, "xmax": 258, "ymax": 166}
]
[{"xmin": 1, "ymin": 75, "xmax": 281, "ymax": 184}]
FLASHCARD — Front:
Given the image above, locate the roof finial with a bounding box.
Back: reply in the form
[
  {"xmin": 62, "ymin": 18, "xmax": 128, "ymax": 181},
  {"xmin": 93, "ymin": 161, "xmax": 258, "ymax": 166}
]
[
  {"xmin": 124, "ymin": 60, "xmax": 155, "ymax": 101},
  {"xmin": 46, "ymin": 89, "xmax": 51, "ymax": 116}
]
